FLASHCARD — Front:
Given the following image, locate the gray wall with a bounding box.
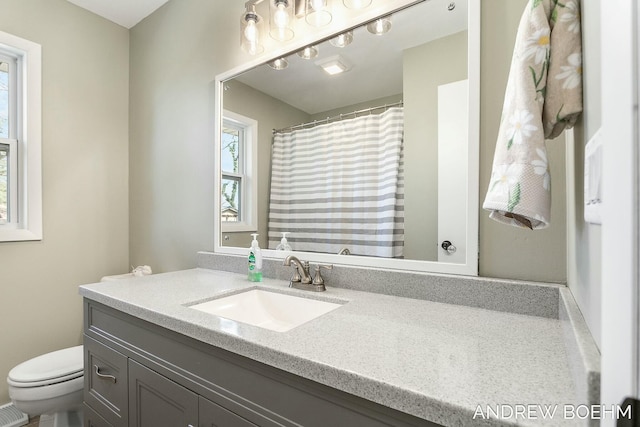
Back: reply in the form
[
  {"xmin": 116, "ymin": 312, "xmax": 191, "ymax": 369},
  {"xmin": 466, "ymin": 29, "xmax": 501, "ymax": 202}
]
[
  {"xmin": 0, "ymin": 0, "xmax": 129, "ymax": 405},
  {"xmin": 479, "ymin": 0, "xmax": 567, "ymax": 282},
  {"xmin": 129, "ymin": 1, "xmax": 235, "ymax": 271},
  {"xmin": 309, "ymin": 94, "xmax": 402, "ymax": 122},
  {"xmin": 403, "ymin": 31, "xmax": 467, "ymax": 261}
]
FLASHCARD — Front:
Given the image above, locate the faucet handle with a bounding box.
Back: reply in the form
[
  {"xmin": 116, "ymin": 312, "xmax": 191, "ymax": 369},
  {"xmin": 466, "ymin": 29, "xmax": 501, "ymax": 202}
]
[
  {"xmin": 301, "ymin": 261, "xmax": 312, "ymax": 284},
  {"xmin": 290, "ymin": 266, "xmax": 302, "ymax": 283},
  {"xmin": 312, "ymin": 264, "xmax": 333, "ymax": 286}
]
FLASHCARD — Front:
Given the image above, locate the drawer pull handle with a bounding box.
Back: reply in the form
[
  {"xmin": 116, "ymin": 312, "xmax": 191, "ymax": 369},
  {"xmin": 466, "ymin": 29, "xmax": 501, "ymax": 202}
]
[{"xmin": 94, "ymin": 365, "xmax": 117, "ymax": 383}]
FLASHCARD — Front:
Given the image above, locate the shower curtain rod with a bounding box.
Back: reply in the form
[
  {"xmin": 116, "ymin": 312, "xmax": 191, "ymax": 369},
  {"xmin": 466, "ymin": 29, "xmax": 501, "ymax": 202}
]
[{"xmin": 272, "ymin": 100, "xmax": 403, "ymax": 135}]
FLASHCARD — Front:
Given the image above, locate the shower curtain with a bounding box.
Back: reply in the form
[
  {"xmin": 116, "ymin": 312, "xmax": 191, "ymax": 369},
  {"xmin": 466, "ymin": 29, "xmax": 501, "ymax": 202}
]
[{"xmin": 268, "ymin": 107, "xmax": 404, "ymax": 258}]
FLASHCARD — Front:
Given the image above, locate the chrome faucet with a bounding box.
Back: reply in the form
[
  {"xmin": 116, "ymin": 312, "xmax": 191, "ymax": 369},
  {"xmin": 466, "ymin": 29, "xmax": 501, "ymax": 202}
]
[
  {"xmin": 283, "ymin": 255, "xmax": 330, "ymax": 292},
  {"xmin": 283, "ymin": 255, "xmax": 312, "ymax": 284}
]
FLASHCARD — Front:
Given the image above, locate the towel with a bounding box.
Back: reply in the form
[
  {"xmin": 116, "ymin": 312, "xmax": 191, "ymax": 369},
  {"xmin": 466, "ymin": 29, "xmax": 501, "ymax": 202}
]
[{"xmin": 483, "ymin": 0, "xmax": 582, "ymax": 229}]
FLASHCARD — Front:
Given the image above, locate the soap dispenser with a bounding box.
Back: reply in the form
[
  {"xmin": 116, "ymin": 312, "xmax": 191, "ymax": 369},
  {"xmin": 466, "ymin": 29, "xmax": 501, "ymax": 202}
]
[
  {"xmin": 248, "ymin": 233, "xmax": 263, "ymax": 282},
  {"xmin": 276, "ymin": 232, "xmax": 292, "ymax": 251}
]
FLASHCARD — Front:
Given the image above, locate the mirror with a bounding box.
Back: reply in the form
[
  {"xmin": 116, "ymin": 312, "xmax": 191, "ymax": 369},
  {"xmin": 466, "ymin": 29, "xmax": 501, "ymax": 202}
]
[{"xmin": 214, "ymin": 0, "xmax": 479, "ymax": 276}]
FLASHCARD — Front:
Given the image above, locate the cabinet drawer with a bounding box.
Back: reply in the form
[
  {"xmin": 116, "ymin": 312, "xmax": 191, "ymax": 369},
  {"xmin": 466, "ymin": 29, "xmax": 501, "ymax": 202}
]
[{"xmin": 84, "ymin": 335, "xmax": 128, "ymax": 426}]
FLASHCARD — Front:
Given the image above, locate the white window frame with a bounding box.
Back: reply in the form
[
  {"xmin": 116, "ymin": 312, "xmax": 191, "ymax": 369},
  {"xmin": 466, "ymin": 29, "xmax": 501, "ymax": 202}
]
[
  {"xmin": 0, "ymin": 31, "xmax": 42, "ymax": 242},
  {"xmin": 220, "ymin": 110, "xmax": 258, "ymax": 233}
]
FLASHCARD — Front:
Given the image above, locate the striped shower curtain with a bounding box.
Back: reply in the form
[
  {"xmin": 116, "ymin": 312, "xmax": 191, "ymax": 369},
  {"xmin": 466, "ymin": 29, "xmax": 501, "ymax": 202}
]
[{"xmin": 268, "ymin": 107, "xmax": 404, "ymax": 258}]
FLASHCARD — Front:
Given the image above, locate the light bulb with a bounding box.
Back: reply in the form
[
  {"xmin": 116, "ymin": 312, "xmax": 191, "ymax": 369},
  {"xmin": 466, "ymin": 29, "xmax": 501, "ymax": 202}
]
[
  {"xmin": 241, "ymin": 10, "xmax": 263, "ymax": 55},
  {"xmin": 270, "ymin": 0, "xmax": 294, "ymax": 41},
  {"xmin": 297, "ymin": 45, "xmax": 319, "ymax": 59},
  {"xmin": 330, "ymin": 31, "xmax": 353, "ymax": 47},
  {"xmin": 241, "ymin": 5, "xmax": 264, "ymax": 55},
  {"xmin": 244, "ymin": 19, "xmax": 258, "ymax": 43},
  {"xmin": 366, "ymin": 15, "xmax": 392, "ymax": 35},
  {"xmin": 267, "ymin": 57, "xmax": 288, "ymax": 70},
  {"xmin": 305, "ymin": 0, "xmax": 332, "ymax": 27},
  {"xmin": 274, "ymin": 3, "xmax": 289, "ymax": 28}
]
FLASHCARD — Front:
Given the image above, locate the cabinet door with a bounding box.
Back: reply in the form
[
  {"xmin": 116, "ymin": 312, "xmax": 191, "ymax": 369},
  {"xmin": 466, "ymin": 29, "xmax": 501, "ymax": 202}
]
[
  {"xmin": 199, "ymin": 397, "xmax": 258, "ymax": 427},
  {"xmin": 128, "ymin": 360, "xmax": 198, "ymax": 427},
  {"xmin": 84, "ymin": 403, "xmax": 113, "ymax": 427}
]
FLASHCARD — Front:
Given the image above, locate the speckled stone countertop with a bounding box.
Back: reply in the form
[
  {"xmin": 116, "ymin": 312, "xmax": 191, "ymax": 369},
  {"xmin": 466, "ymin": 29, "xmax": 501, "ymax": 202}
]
[{"xmin": 79, "ymin": 268, "xmax": 596, "ymax": 426}]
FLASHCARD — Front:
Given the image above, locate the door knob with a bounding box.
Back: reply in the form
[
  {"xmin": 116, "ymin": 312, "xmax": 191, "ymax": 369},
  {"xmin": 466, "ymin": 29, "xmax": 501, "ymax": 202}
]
[{"xmin": 441, "ymin": 240, "xmax": 457, "ymax": 254}]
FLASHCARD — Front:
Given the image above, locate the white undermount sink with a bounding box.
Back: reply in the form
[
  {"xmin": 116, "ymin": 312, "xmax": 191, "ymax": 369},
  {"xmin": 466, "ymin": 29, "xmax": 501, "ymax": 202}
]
[{"xmin": 188, "ymin": 289, "xmax": 344, "ymax": 332}]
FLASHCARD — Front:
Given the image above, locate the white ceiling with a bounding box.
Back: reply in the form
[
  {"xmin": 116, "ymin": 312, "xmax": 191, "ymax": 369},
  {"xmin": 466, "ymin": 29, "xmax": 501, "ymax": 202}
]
[{"xmin": 65, "ymin": 0, "xmax": 170, "ymax": 28}]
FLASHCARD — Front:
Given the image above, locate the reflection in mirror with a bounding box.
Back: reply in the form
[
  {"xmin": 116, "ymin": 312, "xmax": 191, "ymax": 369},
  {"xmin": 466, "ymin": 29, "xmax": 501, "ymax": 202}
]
[{"xmin": 216, "ymin": 0, "xmax": 479, "ymax": 275}]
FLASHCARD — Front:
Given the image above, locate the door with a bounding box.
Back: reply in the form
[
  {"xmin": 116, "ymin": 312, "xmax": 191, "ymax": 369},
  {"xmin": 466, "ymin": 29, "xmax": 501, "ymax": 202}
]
[
  {"xmin": 128, "ymin": 360, "xmax": 198, "ymax": 427},
  {"xmin": 437, "ymin": 79, "xmax": 468, "ymax": 264}
]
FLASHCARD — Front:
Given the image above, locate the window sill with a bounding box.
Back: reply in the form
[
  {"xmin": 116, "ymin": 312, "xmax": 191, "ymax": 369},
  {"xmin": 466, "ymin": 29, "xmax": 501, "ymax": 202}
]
[
  {"xmin": 0, "ymin": 227, "xmax": 42, "ymax": 242},
  {"xmin": 221, "ymin": 223, "xmax": 257, "ymax": 233}
]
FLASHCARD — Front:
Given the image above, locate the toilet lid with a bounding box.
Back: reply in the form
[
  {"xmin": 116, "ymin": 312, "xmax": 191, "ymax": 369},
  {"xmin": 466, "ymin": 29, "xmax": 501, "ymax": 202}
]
[{"xmin": 7, "ymin": 345, "xmax": 83, "ymax": 386}]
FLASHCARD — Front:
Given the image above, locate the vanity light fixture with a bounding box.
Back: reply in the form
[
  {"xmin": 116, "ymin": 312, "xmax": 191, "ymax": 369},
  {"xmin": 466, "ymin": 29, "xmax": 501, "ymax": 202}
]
[
  {"xmin": 268, "ymin": 57, "xmax": 289, "ymax": 70},
  {"xmin": 316, "ymin": 54, "xmax": 351, "ymax": 75},
  {"xmin": 241, "ymin": 1, "xmax": 265, "ymax": 55},
  {"xmin": 297, "ymin": 45, "xmax": 319, "ymax": 59},
  {"xmin": 343, "ymin": 0, "xmax": 372, "ymax": 9},
  {"xmin": 305, "ymin": 0, "xmax": 333, "ymax": 27},
  {"xmin": 329, "ymin": 30, "xmax": 353, "ymax": 47},
  {"xmin": 366, "ymin": 15, "xmax": 392, "ymax": 35},
  {"xmin": 270, "ymin": 0, "xmax": 295, "ymax": 41},
  {"xmin": 239, "ymin": 0, "xmax": 374, "ymax": 54}
]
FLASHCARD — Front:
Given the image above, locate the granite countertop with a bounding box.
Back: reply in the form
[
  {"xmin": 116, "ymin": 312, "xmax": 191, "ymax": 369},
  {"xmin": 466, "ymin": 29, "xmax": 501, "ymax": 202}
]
[{"xmin": 79, "ymin": 268, "xmax": 586, "ymax": 426}]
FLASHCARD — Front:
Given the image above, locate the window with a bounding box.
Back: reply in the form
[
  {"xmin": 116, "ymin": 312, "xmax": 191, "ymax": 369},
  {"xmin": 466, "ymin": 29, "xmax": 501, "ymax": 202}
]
[
  {"xmin": 0, "ymin": 140, "xmax": 17, "ymax": 224},
  {"xmin": 0, "ymin": 31, "xmax": 42, "ymax": 241},
  {"xmin": 221, "ymin": 110, "xmax": 257, "ymax": 232}
]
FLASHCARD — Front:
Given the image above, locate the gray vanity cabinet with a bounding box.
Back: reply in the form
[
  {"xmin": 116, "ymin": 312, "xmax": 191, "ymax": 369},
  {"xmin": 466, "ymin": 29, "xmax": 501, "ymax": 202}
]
[{"xmin": 83, "ymin": 300, "xmax": 437, "ymax": 427}]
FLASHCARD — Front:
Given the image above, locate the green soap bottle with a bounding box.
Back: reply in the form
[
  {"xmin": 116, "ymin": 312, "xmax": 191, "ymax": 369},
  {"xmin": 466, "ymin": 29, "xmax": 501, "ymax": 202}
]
[{"xmin": 248, "ymin": 233, "xmax": 263, "ymax": 282}]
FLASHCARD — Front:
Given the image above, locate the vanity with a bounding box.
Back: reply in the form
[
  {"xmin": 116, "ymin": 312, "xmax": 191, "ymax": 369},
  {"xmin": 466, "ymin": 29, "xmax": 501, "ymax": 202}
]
[{"xmin": 79, "ymin": 256, "xmax": 599, "ymax": 427}]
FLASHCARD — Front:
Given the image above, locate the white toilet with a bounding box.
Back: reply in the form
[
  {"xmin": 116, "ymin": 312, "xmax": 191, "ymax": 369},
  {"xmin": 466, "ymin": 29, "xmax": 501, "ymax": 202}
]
[{"xmin": 7, "ymin": 346, "xmax": 84, "ymax": 427}]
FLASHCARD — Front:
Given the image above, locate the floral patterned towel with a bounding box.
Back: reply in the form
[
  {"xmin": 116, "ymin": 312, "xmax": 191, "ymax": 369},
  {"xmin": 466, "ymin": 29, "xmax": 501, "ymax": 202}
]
[{"xmin": 483, "ymin": 0, "xmax": 582, "ymax": 229}]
